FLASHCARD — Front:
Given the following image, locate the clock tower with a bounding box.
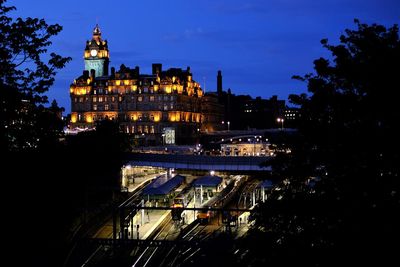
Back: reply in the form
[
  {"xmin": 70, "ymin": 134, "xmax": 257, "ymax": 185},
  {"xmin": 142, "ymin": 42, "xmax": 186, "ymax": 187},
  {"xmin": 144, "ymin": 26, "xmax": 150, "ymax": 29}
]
[{"xmin": 84, "ymin": 24, "xmax": 109, "ymax": 77}]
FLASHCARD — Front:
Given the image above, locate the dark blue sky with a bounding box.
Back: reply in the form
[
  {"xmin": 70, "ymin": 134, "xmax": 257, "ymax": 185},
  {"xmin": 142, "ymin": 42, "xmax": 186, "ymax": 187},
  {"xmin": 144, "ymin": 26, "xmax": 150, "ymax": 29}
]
[{"xmin": 12, "ymin": 0, "xmax": 400, "ymax": 113}]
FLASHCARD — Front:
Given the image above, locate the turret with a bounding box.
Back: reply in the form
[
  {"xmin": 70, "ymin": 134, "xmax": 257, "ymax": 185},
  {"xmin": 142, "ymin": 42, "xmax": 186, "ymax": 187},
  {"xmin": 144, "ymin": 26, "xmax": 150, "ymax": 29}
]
[{"xmin": 84, "ymin": 24, "xmax": 109, "ymax": 77}]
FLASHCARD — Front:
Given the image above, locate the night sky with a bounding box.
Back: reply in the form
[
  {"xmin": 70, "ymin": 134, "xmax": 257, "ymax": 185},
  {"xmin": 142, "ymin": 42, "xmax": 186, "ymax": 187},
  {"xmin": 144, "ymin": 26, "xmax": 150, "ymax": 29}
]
[{"xmin": 12, "ymin": 0, "xmax": 400, "ymax": 113}]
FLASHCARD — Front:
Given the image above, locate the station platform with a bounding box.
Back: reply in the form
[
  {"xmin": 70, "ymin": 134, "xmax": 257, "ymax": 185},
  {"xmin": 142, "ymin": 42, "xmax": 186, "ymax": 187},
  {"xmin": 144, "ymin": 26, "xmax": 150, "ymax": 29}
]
[{"xmin": 129, "ymin": 209, "xmax": 171, "ymax": 239}]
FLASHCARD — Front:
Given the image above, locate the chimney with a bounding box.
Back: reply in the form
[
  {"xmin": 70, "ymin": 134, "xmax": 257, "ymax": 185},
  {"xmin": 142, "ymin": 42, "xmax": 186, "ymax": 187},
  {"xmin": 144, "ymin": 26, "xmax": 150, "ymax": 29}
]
[
  {"xmin": 83, "ymin": 70, "xmax": 89, "ymax": 78},
  {"xmin": 152, "ymin": 63, "xmax": 162, "ymax": 75},
  {"xmin": 217, "ymin": 70, "xmax": 222, "ymax": 95},
  {"xmin": 135, "ymin": 66, "xmax": 140, "ymax": 76},
  {"xmin": 111, "ymin": 67, "xmax": 115, "ymax": 77}
]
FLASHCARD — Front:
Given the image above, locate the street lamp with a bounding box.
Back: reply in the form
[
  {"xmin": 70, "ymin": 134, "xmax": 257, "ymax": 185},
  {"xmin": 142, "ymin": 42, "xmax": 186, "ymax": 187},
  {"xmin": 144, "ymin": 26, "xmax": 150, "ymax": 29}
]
[
  {"xmin": 277, "ymin": 118, "xmax": 284, "ymax": 130},
  {"xmin": 221, "ymin": 120, "xmax": 230, "ymax": 131}
]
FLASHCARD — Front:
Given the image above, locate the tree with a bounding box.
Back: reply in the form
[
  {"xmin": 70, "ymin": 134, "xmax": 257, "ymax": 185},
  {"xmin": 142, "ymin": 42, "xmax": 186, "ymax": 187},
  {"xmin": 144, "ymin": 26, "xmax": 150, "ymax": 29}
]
[
  {"xmin": 247, "ymin": 20, "xmax": 400, "ymax": 266},
  {"xmin": 0, "ymin": 1, "xmax": 71, "ymax": 151},
  {"xmin": 290, "ymin": 19, "xmax": 400, "ymax": 173}
]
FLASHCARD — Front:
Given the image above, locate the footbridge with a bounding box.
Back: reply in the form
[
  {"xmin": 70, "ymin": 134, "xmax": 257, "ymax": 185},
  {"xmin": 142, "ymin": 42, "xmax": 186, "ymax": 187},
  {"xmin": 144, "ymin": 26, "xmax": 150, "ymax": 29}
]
[{"xmin": 122, "ymin": 153, "xmax": 271, "ymax": 171}]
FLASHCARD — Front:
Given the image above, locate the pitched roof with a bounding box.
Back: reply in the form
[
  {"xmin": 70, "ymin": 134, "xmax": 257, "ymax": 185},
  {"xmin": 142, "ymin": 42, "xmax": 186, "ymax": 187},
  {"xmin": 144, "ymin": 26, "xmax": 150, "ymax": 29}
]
[
  {"xmin": 143, "ymin": 174, "xmax": 185, "ymax": 195},
  {"xmin": 193, "ymin": 175, "xmax": 222, "ymax": 187}
]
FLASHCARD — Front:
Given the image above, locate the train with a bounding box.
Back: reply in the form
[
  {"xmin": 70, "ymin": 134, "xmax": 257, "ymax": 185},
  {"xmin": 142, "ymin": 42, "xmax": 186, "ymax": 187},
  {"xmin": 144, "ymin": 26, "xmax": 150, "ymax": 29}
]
[
  {"xmin": 197, "ymin": 207, "xmax": 211, "ymax": 224},
  {"xmin": 172, "ymin": 186, "xmax": 194, "ymax": 208}
]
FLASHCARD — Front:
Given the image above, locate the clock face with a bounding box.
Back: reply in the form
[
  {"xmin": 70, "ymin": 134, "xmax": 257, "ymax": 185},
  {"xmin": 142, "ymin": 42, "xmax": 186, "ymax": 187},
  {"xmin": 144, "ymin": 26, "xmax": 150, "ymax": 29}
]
[{"xmin": 90, "ymin": 49, "xmax": 98, "ymax": 57}]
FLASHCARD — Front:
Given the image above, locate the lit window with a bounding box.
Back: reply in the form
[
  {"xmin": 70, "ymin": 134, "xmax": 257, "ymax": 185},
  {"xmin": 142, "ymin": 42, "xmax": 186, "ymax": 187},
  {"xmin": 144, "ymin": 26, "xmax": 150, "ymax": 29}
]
[
  {"xmin": 132, "ymin": 126, "xmax": 135, "ymax": 133},
  {"xmin": 105, "ymin": 104, "xmax": 109, "ymax": 110},
  {"xmin": 112, "ymin": 96, "xmax": 115, "ymax": 102},
  {"xmin": 93, "ymin": 105, "xmax": 97, "ymax": 111},
  {"xmin": 149, "ymin": 96, "xmax": 155, "ymax": 101},
  {"xmin": 93, "ymin": 90, "xmax": 97, "ymax": 95},
  {"xmin": 79, "ymin": 97, "xmax": 83, "ymax": 102},
  {"xmin": 138, "ymin": 96, "xmax": 143, "ymax": 102},
  {"xmin": 98, "ymin": 96, "xmax": 103, "ymax": 102},
  {"xmin": 118, "ymin": 96, "xmax": 122, "ymax": 102}
]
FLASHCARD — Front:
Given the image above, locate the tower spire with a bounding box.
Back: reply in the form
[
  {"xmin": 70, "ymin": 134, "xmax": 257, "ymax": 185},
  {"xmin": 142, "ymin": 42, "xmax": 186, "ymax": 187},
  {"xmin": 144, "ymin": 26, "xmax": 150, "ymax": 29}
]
[
  {"xmin": 92, "ymin": 24, "xmax": 101, "ymax": 42},
  {"xmin": 85, "ymin": 24, "xmax": 109, "ymax": 76}
]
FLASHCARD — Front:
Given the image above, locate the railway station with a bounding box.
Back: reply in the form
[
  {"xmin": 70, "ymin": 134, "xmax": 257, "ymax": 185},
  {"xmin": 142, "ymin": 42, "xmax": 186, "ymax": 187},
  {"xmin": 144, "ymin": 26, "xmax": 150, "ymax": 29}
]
[{"xmin": 142, "ymin": 174, "xmax": 186, "ymax": 206}]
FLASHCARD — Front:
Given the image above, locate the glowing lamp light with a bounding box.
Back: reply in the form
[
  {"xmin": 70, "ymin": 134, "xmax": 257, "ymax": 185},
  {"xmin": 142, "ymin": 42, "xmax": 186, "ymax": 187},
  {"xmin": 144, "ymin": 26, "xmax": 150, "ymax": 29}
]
[{"xmin": 71, "ymin": 114, "xmax": 77, "ymax": 123}]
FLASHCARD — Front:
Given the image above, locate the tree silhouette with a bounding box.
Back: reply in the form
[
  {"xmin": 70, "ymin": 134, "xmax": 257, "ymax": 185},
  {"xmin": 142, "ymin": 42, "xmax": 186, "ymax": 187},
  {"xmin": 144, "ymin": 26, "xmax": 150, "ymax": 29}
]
[
  {"xmin": 247, "ymin": 20, "xmax": 400, "ymax": 266},
  {"xmin": 0, "ymin": 1, "xmax": 71, "ymax": 151}
]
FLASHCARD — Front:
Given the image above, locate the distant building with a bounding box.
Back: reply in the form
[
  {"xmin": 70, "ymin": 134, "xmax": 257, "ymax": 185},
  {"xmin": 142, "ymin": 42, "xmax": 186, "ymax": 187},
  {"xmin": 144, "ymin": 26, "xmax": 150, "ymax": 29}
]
[
  {"xmin": 201, "ymin": 92, "xmax": 224, "ymax": 133},
  {"xmin": 209, "ymin": 71, "xmax": 286, "ymax": 130},
  {"xmin": 218, "ymin": 135, "xmax": 271, "ymax": 156},
  {"xmin": 70, "ymin": 25, "xmax": 208, "ymax": 144},
  {"xmin": 70, "ymin": 25, "xmax": 288, "ymax": 145},
  {"xmin": 231, "ymin": 95, "xmax": 285, "ymax": 129},
  {"xmin": 284, "ymin": 107, "xmax": 300, "ymax": 128}
]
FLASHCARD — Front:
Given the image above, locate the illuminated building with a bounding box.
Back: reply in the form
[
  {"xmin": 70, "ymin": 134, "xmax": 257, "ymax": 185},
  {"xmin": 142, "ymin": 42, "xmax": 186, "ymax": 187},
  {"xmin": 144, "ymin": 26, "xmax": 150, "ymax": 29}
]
[
  {"xmin": 284, "ymin": 107, "xmax": 300, "ymax": 128},
  {"xmin": 70, "ymin": 25, "xmax": 204, "ymax": 144},
  {"xmin": 210, "ymin": 70, "xmax": 286, "ymax": 130},
  {"xmin": 201, "ymin": 92, "xmax": 225, "ymax": 133}
]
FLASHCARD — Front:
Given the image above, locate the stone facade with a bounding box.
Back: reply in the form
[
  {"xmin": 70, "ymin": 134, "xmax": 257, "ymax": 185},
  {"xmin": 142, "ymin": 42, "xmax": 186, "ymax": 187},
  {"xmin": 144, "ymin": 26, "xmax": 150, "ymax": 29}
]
[{"xmin": 70, "ymin": 25, "xmax": 209, "ymax": 144}]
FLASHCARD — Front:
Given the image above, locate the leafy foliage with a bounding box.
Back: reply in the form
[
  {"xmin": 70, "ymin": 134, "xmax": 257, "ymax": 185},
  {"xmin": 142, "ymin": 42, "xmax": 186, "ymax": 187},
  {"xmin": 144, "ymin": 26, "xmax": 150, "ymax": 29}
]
[
  {"xmin": 0, "ymin": 1, "xmax": 71, "ymax": 151},
  {"xmin": 247, "ymin": 20, "xmax": 400, "ymax": 265}
]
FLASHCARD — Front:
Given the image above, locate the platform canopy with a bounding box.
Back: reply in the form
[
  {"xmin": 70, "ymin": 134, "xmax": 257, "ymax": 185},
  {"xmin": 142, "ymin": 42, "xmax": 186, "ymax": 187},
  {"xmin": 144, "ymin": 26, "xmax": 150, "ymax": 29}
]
[
  {"xmin": 192, "ymin": 175, "xmax": 223, "ymax": 187},
  {"xmin": 143, "ymin": 174, "xmax": 185, "ymax": 195}
]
